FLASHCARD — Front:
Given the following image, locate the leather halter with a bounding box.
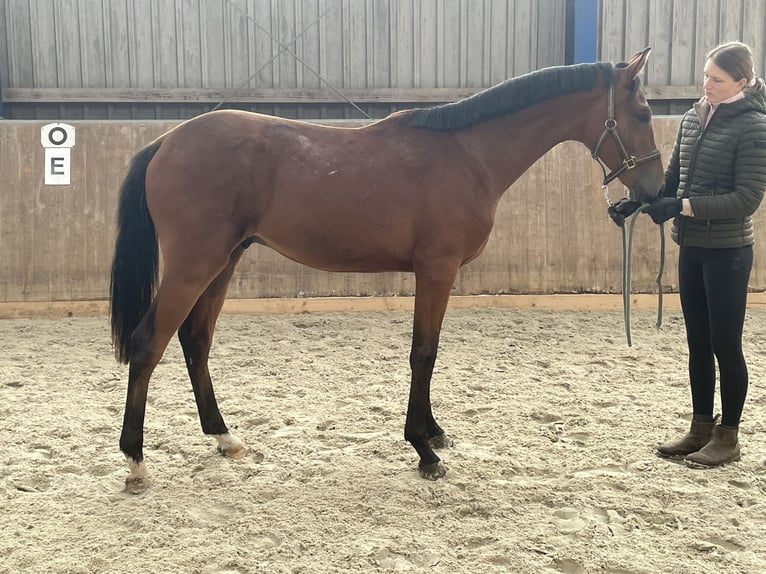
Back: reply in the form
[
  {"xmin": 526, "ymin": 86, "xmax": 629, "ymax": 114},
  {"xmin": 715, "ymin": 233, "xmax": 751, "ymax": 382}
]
[{"xmin": 591, "ymin": 74, "xmax": 661, "ymax": 187}]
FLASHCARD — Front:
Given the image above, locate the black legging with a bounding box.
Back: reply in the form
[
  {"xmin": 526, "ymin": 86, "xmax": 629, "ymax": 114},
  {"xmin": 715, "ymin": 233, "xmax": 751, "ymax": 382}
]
[{"xmin": 678, "ymin": 245, "xmax": 752, "ymax": 427}]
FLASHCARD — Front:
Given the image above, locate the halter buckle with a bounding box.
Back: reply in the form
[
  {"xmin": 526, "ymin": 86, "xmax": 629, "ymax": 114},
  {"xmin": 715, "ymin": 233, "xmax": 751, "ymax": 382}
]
[{"xmin": 623, "ymin": 156, "xmax": 637, "ymax": 170}]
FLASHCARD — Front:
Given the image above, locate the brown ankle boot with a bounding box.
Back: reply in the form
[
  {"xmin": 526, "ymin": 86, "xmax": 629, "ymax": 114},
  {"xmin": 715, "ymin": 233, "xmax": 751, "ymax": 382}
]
[
  {"xmin": 656, "ymin": 415, "xmax": 717, "ymax": 458},
  {"xmin": 685, "ymin": 425, "xmax": 741, "ymax": 468}
]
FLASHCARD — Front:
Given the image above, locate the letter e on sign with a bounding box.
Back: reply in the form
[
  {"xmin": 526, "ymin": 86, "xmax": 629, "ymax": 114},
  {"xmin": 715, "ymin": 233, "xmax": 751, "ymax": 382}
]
[
  {"xmin": 41, "ymin": 123, "xmax": 75, "ymax": 185},
  {"xmin": 44, "ymin": 148, "xmax": 71, "ymax": 185}
]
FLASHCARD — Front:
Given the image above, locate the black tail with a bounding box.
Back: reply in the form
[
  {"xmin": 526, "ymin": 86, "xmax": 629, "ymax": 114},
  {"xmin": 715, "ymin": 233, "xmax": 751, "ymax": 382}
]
[{"xmin": 110, "ymin": 141, "xmax": 163, "ymax": 364}]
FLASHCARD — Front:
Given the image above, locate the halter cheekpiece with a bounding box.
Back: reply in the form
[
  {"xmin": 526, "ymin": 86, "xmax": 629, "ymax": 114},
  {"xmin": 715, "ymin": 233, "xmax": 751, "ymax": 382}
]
[{"xmin": 591, "ymin": 69, "xmax": 661, "ymax": 190}]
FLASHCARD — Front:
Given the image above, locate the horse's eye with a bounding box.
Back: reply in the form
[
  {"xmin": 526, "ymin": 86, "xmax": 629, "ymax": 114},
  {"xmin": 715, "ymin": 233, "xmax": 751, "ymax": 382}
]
[{"xmin": 636, "ymin": 111, "xmax": 652, "ymax": 124}]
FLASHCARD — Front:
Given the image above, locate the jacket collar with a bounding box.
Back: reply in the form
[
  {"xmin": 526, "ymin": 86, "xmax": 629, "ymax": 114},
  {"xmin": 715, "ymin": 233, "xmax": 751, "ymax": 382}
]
[{"xmin": 693, "ymin": 78, "xmax": 766, "ymax": 125}]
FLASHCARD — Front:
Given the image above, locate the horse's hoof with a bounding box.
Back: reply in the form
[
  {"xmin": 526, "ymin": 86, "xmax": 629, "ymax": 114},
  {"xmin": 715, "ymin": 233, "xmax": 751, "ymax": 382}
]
[
  {"xmin": 124, "ymin": 457, "xmax": 148, "ymax": 494},
  {"xmin": 125, "ymin": 476, "xmax": 149, "ymax": 495},
  {"xmin": 419, "ymin": 461, "xmax": 448, "ymax": 480},
  {"xmin": 214, "ymin": 432, "xmax": 248, "ymax": 459},
  {"xmin": 429, "ymin": 433, "xmax": 454, "ymax": 449},
  {"xmin": 219, "ymin": 444, "xmax": 249, "ymax": 459}
]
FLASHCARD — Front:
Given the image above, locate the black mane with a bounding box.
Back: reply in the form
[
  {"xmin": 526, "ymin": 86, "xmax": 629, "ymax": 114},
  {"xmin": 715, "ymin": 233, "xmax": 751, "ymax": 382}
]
[{"xmin": 395, "ymin": 62, "xmax": 614, "ymax": 130}]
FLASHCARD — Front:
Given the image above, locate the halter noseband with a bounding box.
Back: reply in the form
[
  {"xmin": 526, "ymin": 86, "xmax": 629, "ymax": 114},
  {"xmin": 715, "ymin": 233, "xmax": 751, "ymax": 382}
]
[{"xmin": 591, "ymin": 73, "xmax": 661, "ymax": 188}]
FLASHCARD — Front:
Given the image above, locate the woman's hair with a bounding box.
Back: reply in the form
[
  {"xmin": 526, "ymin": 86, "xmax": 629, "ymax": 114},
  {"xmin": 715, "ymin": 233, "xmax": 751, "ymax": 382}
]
[{"xmin": 707, "ymin": 41, "xmax": 755, "ymax": 85}]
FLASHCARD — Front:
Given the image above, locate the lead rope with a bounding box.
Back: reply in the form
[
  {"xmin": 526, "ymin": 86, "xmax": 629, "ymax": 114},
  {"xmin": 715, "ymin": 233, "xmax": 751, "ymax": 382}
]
[
  {"xmin": 605, "ymin": 184, "xmax": 666, "ymax": 346},
  {"xmin": 655, "ymin": 222, "xmax": 666, "ymax": 330},
  {"xmin": 604, "ymin": 186, "xmax": 633, "ymax": 346},
  {"xmin": 623, "ymin": 211, "xmax": 639, "ymax": 347},
  {"xmin": 619, "ymin": 211, "xmax": 666, "ymax": 347}
]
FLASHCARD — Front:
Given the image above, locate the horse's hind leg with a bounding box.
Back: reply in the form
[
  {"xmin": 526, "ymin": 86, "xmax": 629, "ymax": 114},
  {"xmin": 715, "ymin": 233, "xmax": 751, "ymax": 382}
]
[
  {"xmin": 178, "ymin": 246, "xmax": 247, "ymax": 459},
  {"xmin": 120, "ymin": 256, "xmax": 231, "ymax": 493}
]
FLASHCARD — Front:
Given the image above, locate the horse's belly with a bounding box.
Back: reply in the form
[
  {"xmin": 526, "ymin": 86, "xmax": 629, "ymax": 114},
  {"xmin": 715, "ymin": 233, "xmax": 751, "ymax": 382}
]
[
  {"xmin": 263, "ymin": 238, "xmax": 413, "ymax": 273},
  {"xmin": 254, "ymin": 188, "xmax": 417, "ymax": 272}
]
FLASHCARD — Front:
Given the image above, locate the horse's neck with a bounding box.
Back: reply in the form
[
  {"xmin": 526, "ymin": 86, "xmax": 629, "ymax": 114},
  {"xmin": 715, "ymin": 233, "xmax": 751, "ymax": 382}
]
[{"xmin": 457, "ymin": 93, "xmax": 601, "ymax": 196}]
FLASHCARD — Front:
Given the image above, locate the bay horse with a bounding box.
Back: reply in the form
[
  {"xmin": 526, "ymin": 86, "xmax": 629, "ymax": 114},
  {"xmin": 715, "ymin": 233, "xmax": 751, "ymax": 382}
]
[{"xmin": 111, "ymin": 48, "xmax": 664, "ymax": 493}]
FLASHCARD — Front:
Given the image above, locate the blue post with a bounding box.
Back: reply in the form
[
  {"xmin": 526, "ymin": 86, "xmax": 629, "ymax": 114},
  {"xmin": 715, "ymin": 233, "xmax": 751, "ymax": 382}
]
[{"xmin": 573, "ymin": 0, "xmax": 598, "ymax": 63}]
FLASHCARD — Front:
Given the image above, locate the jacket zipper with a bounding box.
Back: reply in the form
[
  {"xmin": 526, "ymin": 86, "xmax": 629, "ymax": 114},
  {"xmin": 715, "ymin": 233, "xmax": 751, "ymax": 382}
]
[{"xmin": 687, "ymin": 112, "xmax": 715, "ymax": 245}]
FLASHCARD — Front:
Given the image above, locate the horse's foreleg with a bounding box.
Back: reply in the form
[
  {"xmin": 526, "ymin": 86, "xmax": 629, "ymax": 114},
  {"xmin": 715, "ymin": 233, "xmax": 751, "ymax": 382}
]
[
  {"xmin": 406, "ymin": 264, "xmax": 458, "ymax": 480},
  {"xmin": 178, "ymin": 247, "xmax": 248, "ymax": 459}
]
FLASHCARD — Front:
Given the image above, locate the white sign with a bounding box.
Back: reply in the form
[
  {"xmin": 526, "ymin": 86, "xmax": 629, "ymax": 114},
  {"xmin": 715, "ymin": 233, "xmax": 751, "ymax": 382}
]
[
  {"xmin": 44, "ymin": 147, "xmax": 71, "ymax": 185},
  {"xmin": 41, "ymin": 123, "xmax": 75, "ymax": 185}
]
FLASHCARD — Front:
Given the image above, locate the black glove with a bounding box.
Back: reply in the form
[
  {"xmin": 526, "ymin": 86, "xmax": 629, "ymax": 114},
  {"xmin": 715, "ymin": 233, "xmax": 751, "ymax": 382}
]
[
  {"xmin": 607, "ymin": 198, "xmax": 642, "ymax": 228},
  {"xmin": 641, "ymin": 198, "xmax": 681, "ymax": 224}
]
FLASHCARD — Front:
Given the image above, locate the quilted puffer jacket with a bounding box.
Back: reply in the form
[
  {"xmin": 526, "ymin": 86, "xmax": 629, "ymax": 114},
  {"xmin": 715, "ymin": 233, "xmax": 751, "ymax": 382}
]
[{"xmin": 664, "ymin": 78, "xmax": 766, "ymax": 248}]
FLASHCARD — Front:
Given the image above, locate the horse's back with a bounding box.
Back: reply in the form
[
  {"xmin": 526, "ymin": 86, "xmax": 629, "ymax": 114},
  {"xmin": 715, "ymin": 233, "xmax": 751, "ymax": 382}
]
[{"xmin": 154, "ymin": 110, "xmax": 396, "ymax": 183}]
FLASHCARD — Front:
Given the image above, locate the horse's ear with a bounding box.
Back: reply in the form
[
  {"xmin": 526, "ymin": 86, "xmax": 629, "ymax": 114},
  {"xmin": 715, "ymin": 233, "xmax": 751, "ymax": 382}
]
[{"xmin": 625, "ymin": 47, "xmax": 652, "ymax": 78}]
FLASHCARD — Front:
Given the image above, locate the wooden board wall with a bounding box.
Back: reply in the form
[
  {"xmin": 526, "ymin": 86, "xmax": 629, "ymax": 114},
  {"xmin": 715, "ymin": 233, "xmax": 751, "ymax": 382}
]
[
  {"xmin": 6, "ymin": 116, "xmax": 766, "ymax": 304},
  {"xmin": 4, "ymin": 1, "xmax": 766, "ymax": 120},
  {"xmin": 599, "ymin": 0, "xmax": 766, "ymax": 114},
  {"xmin": 0, "ymin": 0, "xmax": 567, "ymax": 119}
]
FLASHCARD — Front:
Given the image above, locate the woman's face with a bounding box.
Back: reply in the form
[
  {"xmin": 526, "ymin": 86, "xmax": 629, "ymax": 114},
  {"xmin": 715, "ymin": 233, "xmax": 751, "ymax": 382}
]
[{"xmin": 703, "ymin": 58, "xmax": 747, "ymax": 104}]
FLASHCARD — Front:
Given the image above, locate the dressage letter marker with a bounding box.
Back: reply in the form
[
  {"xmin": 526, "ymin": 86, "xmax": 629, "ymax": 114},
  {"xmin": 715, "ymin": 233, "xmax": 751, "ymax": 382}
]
[{"xmin": 41, "ymin": 123, "xmax": 75, "ymax": 185}]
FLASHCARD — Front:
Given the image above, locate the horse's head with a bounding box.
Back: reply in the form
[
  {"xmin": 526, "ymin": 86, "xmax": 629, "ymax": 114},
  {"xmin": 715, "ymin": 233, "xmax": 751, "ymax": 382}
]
[{"xmin": 591, "ymin": 47, "xmax": 665, "ymax": 204}]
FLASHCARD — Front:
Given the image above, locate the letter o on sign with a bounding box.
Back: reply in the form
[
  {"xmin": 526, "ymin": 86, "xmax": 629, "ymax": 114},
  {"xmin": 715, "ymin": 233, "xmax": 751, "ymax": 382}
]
[{"xmin": 47, "ymin": 126, "xmax": 69, "ymax": 146}]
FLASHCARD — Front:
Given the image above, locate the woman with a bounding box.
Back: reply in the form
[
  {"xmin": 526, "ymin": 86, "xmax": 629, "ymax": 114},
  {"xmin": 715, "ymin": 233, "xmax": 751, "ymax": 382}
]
[{"xmin": 643, "ymin": 41, "xmax": 766, "ymax": 467}]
